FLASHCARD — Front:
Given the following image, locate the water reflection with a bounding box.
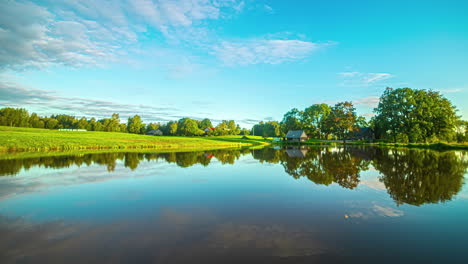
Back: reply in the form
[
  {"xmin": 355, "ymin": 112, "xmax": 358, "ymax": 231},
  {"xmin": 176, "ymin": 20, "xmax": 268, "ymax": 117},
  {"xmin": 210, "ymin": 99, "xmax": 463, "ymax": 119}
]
[
  {"xmin": 0, "ymin": 146, "xmax": 466, "ymax": 206},
  {"xmin": 0, "ymin": 148, "xmax": 251, "ymax": 176}
]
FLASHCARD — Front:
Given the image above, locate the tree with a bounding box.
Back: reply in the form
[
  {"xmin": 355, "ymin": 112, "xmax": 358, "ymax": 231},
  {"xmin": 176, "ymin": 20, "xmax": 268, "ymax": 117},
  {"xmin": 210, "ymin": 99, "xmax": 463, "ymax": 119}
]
[
  {"xmin": 0, "ymin": 108, "xmax": 30, "ymax": 127},
  {"xmin": 214, "ymin": 122, "xmax": 229, "ymax": 136},
  {"xmin": 127, "ymin": 115, "xmax": 144, "ymax": 134},
  {"xmin": 146, "ymin": 123, "xmax": 160, "ymax": 134},
  {"xmin": 252, "ymin": 121, "xmax": 264, "ymax": 136},
  {"xmin": 102, "ymin": 113, "xmax": 121, "ymax": 132},
  {"xmin": 77, "ymin": 117, "xmax": 89, "ymax": 130},
  {"xmin": 227, "ymin": 120, "xmax": 240, "ymax": 135},
  {"xmin": 199, "ymin": 118, "xmax": 213, "ymax": 130},
  {"xmin": 240, "ymin": 128, "xmax": 250, "ymax": 135},
  {"xmin": 167, "ymin": 121, "xmax": 178, "ymax": 135},
  {"xmin": 177, "ymin": 118, "xmax": 204, "ymax": 136},
  {"xmin": 29, "ymin": 113, "xmax": 45, "ymax": 128},
  {"xmin": 281, "ymin": 108, "xmax": 303, "ymax": 134},
  {"xmin": 301, "ymin": 104, "xmax": 331, "ymax": 139},
  {"xmin": 93, "ymin": 121, "xmax": 104, "ymax": 131},
  {"xmin": 374, "ymin": 87, "xmax": 460, "ymax": 143},
  {"xmin": 44, "ymin": 118, "xmax": 59, "ymax": 129},
  {"xmin": 325, "ymin": 102, "xmax": 357, "ymax": 142}
]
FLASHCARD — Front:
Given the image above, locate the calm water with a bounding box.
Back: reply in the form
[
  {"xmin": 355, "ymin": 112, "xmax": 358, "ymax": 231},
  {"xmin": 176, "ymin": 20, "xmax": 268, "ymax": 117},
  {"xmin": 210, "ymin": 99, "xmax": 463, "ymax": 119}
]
[{"xmin": 0, "ymin": 147, "xmax": 467, "ymax": 263}]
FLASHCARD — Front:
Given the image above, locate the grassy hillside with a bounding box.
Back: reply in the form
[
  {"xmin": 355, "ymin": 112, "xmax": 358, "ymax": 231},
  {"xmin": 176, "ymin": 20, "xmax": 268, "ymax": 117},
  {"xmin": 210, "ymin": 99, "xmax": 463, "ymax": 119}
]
[{"xmin": 0, "ymin": 126, "xmax": 269, "ymax": 153}]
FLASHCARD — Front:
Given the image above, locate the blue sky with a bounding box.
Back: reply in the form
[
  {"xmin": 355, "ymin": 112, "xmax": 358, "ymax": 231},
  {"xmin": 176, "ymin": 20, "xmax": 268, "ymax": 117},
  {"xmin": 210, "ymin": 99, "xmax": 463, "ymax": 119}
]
[{"xmin": 1, "ymin": 0, "xmax": 467, "ymax": 127}]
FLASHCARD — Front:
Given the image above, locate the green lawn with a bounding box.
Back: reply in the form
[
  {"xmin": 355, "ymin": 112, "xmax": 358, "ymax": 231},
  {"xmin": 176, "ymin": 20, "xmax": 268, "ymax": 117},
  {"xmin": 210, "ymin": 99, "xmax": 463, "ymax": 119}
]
[{"xmin": 0, "ymin": 126, "xmax": 270, "ymax": 153}]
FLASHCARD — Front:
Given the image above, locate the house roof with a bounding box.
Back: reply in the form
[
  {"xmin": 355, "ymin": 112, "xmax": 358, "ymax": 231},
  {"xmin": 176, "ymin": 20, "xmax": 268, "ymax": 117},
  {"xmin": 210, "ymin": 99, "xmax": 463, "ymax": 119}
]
[
  {"xmin": 285, "ymin": 130, "xmax": 307, "ymax": 138},
  {"xmin": 147, "ymin": 129, "xmax": 162, "ymax": 134}
]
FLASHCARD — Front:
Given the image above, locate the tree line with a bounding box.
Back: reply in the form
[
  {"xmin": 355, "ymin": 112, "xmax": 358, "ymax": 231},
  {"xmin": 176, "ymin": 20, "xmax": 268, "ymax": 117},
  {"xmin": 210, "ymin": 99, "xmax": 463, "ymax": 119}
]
[
  {"xmin": 1, "ymin": 87, "xmax": 466, "ymax": 142},
  {"xmin": 251, "ymin": 87, "xmax": 467, "ymax": 143},
  {"xmin": 0, "ymin": 108, "xmax": 249, "ymax": 136},
  {"xmin": 252, "ymin": 101, "xmax": 367, "ymax": 140}
]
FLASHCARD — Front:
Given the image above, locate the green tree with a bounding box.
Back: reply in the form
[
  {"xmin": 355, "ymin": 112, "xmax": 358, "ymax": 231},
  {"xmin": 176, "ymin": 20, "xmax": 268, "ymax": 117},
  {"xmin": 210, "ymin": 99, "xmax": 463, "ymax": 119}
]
[
  {"xmin": 240, "ymin": 128, "xmax": 251, "ymax": 135},
  {"xmin": 324, "ymin": 102, "xmax": 357, "ymax": 142},
  {"xmin": 177, "ymin": 118, "xmax": 204, "ymax": 136},
  {"xmin": 44, "ymin": 118, "xmax": 58, "ymax": 129},
  {"xmin": 29, "ymin": 113, "xmax": 45, "ymax": 128},
  {"xmin": 127, "ymin": 115, "xmax": 145, "ymax": 134},
  {"xmin": 77, "ymin": 117, "xmax": 89, "ymax": 130},
  {"xmin": 199, "ymin": 118, "xmax": 213, "ymax": 130},
  {"xmin": 374, "ymin": 87, "xmax": 460, "ymax": 143},
  {"xmin": 214, "ymin": 122, "xmax": 229, "ymax": 136},
  {"xmin": 0, "ymin": 108, "xmax": 30, "ymax": 127},
  {"xmin": 146, "ymin": 123, "xmax": 160, "ymax": 133},
  {"xmin": 227, "ymin": 120, "xmax": 240, "ymax": 135},
  {"xmin": 101, "ymin": 113, "xmax": 122, "ymax": 132},
  {"xmin": 301, "ymin": 104, "xmax": 331, "ymax": 138},
  {"xmin": 281, "ymin": 108, "xmax": 303, "ymax": 134}
]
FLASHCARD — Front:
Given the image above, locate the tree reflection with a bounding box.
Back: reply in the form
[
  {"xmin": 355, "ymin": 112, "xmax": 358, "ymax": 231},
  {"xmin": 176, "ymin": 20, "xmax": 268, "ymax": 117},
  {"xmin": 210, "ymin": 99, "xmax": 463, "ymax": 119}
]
[
  {"xmin": 277, "ymin": 147, "xmax": 369, "ymax": 189},
  {"xmin": 373, "ymin": 148, "xmax": 467, "ymax": 206},
  {"xmin": 250, "ymin": 146, "xmax": 467, "ymax": 205},
  {"xmin": 1, "ymin": 146, "xmax": 466, "ymax": 206},
  {"xmin": 0, "ymin": 148, "xmax": 249, "ymax": 176}
]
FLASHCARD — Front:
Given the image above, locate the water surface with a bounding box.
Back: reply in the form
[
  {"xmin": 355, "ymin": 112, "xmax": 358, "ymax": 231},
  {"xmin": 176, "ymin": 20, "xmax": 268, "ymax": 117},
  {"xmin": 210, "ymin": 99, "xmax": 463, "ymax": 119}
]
[{"xmin": 0, "ymin": 147, "xmax": 467, "ymax": 263}]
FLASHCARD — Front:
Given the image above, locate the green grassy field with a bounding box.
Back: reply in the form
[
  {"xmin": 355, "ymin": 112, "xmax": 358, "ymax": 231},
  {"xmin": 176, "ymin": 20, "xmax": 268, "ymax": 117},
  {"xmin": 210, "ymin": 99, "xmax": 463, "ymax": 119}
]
[{"xmin": 0, "ymin": 126, "xmax": 270, "ymax": 153}]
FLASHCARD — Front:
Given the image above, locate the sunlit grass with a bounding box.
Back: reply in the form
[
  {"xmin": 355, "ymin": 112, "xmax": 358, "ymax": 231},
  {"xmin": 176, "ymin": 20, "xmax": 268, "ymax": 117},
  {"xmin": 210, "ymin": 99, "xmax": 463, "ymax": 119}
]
[{"xmin": 0, "ymin": 126, "xmax": 269, "ymax": 153}]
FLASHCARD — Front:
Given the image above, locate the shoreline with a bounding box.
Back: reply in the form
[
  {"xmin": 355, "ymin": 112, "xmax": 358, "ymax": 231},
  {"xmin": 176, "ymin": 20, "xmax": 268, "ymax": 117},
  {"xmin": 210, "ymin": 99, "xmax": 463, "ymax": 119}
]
[{"xmin": 280, "ymin": 141, "xmax": 468, "ymax": 150}]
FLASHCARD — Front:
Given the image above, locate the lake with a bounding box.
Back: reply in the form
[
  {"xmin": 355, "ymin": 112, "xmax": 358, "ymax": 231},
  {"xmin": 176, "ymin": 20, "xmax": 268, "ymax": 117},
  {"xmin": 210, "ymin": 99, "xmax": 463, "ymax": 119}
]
[{"xmin": 0, "ymin": 146, "xmax": 467, "ymax": 263}]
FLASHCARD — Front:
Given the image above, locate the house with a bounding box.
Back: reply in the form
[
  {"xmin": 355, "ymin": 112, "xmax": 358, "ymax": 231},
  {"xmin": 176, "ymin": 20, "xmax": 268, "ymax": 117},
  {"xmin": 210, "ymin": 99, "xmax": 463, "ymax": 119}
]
[
  {"xmin": 147, "ymin": 129, "xmax": 163, "ymax": 136},
  {"xmin": 350, "ymin": 127, "xmax": 374, "ymax": 141},
  {"xmin": 284, "ymin": 130, "xmax": 308, "ymax": 142},
  {"xmin": 204, "ymin": 127, "xmax": 215, "ymax": 133}
]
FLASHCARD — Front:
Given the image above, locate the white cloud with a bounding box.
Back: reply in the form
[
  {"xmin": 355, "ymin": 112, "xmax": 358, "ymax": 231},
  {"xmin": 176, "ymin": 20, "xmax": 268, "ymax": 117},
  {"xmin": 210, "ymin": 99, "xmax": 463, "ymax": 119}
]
[
  {"xmin": 364, "ymin": 73, "xmax": 393, "ymax": 83},
  {"xmin": 0, "ymin": 0, "xmax": 244, "ymax": 70},
  {"xmin": 354, "ymin": 96, "xmax": 380, "ymax": 107},
  {"xmin": 214, "ymin": 38, "xmax": 326, "ymax": 66},
  {"xmin": 338, "ymin": 72, "xmax": 394, "ymax": 86}
]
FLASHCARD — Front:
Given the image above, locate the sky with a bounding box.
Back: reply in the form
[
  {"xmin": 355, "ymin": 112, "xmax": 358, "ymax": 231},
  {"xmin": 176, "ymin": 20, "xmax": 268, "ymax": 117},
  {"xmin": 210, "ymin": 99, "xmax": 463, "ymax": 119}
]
[{"xmin": 1, "ymin": 0, "xmax": 467, "ymax": 128}]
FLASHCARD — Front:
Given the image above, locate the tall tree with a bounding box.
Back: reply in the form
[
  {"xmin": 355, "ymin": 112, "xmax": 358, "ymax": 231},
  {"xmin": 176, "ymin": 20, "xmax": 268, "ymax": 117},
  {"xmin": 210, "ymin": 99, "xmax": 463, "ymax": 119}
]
[
  {"xmin": 102, "ymin": 113, "xmax": 121, "ymax": 132},
  {"xmin": 127, "ymin": 115, "xmax": 144, "ymax": 134},
  {"xmin": 177, "ymin": 118, "xmax": 204, "ymax": 136},
  {"xmin": 281, "ymin": 108, "xmax": 303, "ymax": 134},
  {"xmin": 0, "ymin": 108, "xmax": 30, "ymax": 127},
  {"xmin": 325, "ymin": 102, "xmax": 357, "ymax": 142},
  {"xmin": 199, "ymin": 118, "xmax": 213, "ymax": 130},
  {"xmin": 301, "ymin": 104, "xmax": 331, "ymax": 139},
  {"xmin": 374, "ymin": 87, "xmax": 460, "ymax": 143}
]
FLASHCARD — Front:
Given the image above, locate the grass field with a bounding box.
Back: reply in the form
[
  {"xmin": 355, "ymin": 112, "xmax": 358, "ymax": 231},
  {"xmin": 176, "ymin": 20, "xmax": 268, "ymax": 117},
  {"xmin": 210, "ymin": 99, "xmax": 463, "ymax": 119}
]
[{"xmin": 0, "ymin": 126, "xmax": 270, "ymax": 153}]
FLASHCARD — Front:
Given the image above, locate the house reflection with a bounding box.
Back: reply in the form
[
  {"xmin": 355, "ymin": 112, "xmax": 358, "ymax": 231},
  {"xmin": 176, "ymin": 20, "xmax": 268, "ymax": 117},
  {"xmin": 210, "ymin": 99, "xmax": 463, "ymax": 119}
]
[{"xmin": 285, "ymin": 146, "xmax": 309, "ymax": 158}]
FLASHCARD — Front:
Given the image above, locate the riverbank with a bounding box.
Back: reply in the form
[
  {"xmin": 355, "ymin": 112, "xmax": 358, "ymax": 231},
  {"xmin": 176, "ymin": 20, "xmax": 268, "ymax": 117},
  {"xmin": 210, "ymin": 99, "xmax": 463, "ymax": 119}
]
[
  {"xmin": 282, "ymin": 139, "xmax": 468, "ymax": 150},
  {"xmin": 0, "ymin": 126, "xmax": 270, "ymax": 153}
]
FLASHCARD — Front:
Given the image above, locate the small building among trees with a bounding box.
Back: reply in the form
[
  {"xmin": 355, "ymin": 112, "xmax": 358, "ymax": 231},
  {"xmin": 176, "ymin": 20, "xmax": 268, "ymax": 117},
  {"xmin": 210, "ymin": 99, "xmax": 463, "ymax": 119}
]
[
  {"xmin": 350, "ymin": 127, "xmax": 374, "ymax": 142},
  {"xmin": 284, "ymin": 130, "xmax": 308, "ymax": 142},
  {"xmin": 147, "ymin": 129, "xmax": 163, "ymax": 136},
  {"xmin": 204, "ymin": 127, "xmax": 215, "ymax": 133}
]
